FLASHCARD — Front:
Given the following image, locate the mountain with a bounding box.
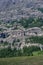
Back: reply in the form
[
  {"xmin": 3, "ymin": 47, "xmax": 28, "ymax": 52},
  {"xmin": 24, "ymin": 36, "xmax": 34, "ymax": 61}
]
[{"xmin": 0, "ymin": 0, "xmax": 43, "ymax": 21}]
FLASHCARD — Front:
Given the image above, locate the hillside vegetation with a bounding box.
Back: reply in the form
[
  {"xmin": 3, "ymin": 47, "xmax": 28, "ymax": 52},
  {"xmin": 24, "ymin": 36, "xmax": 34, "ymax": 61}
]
[{"xmin": 0, "ymin": 46, "xmax": 40, "ymax": 58}]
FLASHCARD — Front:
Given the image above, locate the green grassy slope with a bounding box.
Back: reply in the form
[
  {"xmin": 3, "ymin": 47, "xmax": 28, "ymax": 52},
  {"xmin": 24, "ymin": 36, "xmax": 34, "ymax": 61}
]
[
  {"xmin": 0, "ymin": 56, "xmax": 43, "ymax": 65},
  {"xmin": 33, "ymin": 51, "xmax": 43, "ymax": 56}
]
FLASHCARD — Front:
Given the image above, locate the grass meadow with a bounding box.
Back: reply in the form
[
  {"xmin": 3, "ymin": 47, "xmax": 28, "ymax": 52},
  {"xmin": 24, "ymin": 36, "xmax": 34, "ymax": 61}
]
[{"xmin": 0, "ymin": 56, "xmax": 43, "ymax": 65}]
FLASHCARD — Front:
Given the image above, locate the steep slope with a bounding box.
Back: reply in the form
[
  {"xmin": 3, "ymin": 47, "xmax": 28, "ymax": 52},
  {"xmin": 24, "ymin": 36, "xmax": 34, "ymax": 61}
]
[{"xmin": 0, "ymin": 0, "xmax": 43, "ymax": 21}]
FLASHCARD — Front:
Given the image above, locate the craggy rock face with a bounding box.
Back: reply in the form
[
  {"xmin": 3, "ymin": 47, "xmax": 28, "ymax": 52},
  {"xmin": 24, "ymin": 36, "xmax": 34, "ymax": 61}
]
[
  {"xmin": 0, "ymin": 0, "xmax": 43, "ymax": 21},
  {"xmin": 0, "ymin": 0, "xmax": 43, "ymax": 10}
]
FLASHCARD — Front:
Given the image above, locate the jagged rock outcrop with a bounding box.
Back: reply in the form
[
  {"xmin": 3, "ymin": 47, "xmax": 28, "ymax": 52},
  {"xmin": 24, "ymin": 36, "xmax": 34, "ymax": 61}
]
[{"xmin": 0, "ymin": 0, "xmax": 43, "ymax": 21}]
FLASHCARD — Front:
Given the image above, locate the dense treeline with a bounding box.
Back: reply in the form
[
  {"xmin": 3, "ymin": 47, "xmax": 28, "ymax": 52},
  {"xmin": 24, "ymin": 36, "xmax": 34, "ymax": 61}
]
[
  {"xmin": 0, "ymin": 46, "xmax": 40, "ymax": 58},
  {"xmin": 29, "ymin": 36, "xmax": 43, "ymax": 44},
  {"xmin": 18, "ymin": 17, "xmax": 43, "ymax": 28},
  {"xmin": 3, "ymin": 17, "xmax": 43, "ymax": 28}
]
